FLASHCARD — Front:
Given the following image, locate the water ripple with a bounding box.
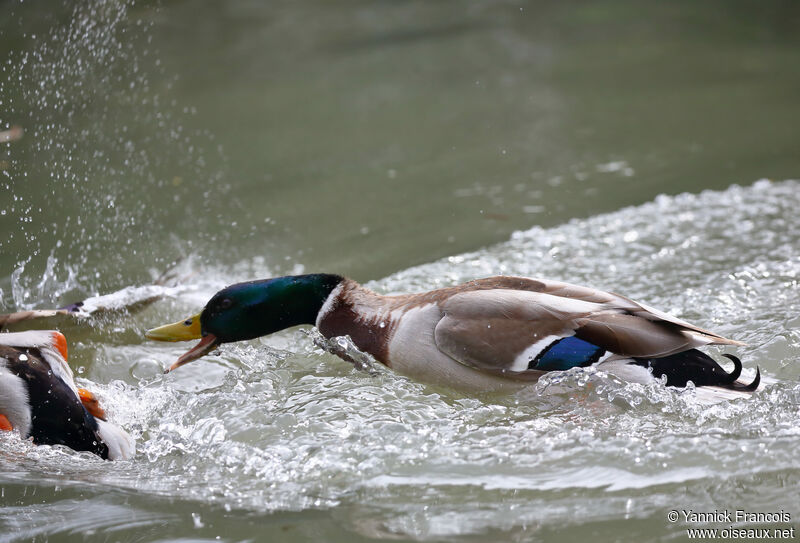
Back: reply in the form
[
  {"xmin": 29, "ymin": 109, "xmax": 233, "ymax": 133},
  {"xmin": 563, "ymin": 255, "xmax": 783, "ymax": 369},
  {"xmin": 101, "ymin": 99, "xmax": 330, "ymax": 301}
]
[{"xmin": 2, "ymin": 180, "xmax": 799, "ymax": 541}]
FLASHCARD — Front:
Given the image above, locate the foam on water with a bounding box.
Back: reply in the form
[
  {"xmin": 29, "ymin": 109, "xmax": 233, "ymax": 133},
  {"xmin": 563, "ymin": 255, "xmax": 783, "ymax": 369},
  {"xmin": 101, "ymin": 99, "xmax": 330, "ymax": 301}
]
[{"xmin": 2, "ymin": 180, "xmax": 800, "ymax": 541}]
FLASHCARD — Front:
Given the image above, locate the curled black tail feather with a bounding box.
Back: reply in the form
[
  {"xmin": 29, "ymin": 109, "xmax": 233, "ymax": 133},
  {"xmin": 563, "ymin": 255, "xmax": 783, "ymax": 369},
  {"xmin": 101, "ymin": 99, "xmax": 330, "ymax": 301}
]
[
  {"xmin": 721, "ymin": 354, "xmax": 742, "ymax": 383},
  {"xmin": 718, "ymin": 354, "xmax": 760, "ymax": 391},
  {"xmin": 632, "ymin": 350, "xmax": 760, "ymax": 392}
]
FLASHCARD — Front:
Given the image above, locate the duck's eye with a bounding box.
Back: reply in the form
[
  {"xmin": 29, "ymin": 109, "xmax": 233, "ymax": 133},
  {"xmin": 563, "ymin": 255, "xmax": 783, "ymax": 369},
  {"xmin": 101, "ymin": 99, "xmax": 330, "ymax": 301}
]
[{"xmin": 218, "ymin": 298, "xmax": 234, "ymax": 310}]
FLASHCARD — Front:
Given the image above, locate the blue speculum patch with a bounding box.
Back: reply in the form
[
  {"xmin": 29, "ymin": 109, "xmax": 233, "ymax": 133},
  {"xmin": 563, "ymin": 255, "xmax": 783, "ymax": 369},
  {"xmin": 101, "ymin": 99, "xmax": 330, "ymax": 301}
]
[{"xmin": 531, "ymin": 337, "xmax": 605, "ymax": 371}]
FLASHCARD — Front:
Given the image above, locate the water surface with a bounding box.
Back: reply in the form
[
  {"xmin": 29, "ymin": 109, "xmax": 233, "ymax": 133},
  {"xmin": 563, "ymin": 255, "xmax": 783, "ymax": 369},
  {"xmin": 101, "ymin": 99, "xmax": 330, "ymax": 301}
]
[
  {"xmin": 1, "ymin": 1, "xmax": 799, "ymax": 542},
  {"xmin": 2, "ymin": 179, "xmax": 799, "ymax": 543}
]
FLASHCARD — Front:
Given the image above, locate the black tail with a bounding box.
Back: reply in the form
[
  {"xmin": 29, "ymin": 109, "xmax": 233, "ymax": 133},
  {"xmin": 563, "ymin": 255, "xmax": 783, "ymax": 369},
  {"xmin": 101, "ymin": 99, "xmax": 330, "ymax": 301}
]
[{"xmin": 632, "ymin": 350, "xmax": 760, "ymax": 391}]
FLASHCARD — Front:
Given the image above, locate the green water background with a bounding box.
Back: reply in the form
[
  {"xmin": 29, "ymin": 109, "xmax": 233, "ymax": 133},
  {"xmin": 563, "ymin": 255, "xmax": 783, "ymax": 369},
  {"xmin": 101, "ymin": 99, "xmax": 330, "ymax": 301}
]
[
  {"xmin": 1, "ymin": 2, "xmax": 799, "ymax": 543},
  {"xmin": 2, "ymin": 0, "xmax": 798, "ymax": 304}
]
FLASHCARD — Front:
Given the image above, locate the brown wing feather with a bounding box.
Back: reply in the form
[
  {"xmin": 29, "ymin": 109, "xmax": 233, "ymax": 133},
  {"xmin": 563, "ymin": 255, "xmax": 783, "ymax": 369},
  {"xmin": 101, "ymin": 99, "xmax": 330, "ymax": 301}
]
[
  {"xmin": 434, "ymin": 314, "xmax": 568, "ymax": 375},
  {"xmin": 428, "ymin": 278, "xmax": 742, "ymax": 376},
  {"xmin": 463, "ymin": 277, "xmax": 743, "ymax": 345},
  {"xmin": 574, "ymin": 313, "xmax": 692, "ymax": 357},
  {"xmin": 433, "ymin": 288, "xmax": 596, "ymax": 374}
]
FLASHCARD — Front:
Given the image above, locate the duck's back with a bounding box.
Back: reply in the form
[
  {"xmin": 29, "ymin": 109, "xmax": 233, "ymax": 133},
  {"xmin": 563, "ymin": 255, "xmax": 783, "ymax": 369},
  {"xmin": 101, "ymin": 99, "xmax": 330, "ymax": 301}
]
[{"xmin": 319, "ymin": 276, "xmax": 751, "ymax": 394}]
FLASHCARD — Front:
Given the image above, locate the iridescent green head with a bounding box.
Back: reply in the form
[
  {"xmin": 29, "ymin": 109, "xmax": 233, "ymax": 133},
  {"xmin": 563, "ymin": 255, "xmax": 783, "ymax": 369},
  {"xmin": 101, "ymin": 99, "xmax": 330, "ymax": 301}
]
[{"xmin": 146, "ymin": 273, "xmax": 344, "ymax": 371}]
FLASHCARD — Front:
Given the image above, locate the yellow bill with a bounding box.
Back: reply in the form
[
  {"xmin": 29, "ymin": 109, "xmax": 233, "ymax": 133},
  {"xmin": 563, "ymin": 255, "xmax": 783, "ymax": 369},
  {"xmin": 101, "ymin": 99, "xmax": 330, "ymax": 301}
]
[
  {"xmin": 145, "ymin": 313, "xmax": 203, "ymax": 342},
  {"xmin": 146, "ymin": 312, "xmax": 220, "ymax": 373}
]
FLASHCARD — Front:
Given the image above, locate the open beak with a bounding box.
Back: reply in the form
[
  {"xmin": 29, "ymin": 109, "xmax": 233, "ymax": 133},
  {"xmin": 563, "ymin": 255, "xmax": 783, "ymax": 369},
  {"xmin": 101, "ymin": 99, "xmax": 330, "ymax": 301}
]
[{"xmin": 146, "ymin": 312, "xmax": 220, "ymax": 372}]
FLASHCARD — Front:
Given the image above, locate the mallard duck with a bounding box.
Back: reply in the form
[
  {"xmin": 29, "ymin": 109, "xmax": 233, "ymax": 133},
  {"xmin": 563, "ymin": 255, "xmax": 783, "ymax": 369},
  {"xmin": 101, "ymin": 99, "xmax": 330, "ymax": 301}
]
[
  {"xmin": 0, "ymin": 330, "xmax": 134, "ymax": 459},
  {"xmin": 146, "ymin": 274, "xmax": 760, "ymax": 396}
]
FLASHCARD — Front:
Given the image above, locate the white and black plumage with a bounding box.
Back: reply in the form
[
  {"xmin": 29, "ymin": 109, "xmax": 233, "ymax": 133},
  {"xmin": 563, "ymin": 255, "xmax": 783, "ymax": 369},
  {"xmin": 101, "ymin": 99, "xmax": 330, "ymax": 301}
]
[
  {"xmin": 146, "ymin": 274, "xmax": 760, "ymax": 399},
  {"xmin": 0, "ymin": 330, "xmax": 134, "ymax": 460}
]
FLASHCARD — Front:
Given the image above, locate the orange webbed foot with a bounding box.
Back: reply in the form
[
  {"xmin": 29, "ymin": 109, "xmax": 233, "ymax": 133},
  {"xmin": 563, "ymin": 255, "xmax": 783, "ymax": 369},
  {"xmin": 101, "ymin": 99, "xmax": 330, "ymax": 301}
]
[
  {"xmin": 0, "ymin": 414, "xmax": 13, "ymax": 431},
  {"xmin": 78, "ymin": 388, "xmax": 107, "ymax": 421}
]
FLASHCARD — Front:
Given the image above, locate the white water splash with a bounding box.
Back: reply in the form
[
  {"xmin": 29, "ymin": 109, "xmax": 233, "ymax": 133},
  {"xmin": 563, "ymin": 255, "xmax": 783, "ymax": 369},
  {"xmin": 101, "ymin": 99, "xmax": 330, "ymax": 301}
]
[{"xmin": 2, "ymin": 180, "xmax": 799, "ymax": 542}]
